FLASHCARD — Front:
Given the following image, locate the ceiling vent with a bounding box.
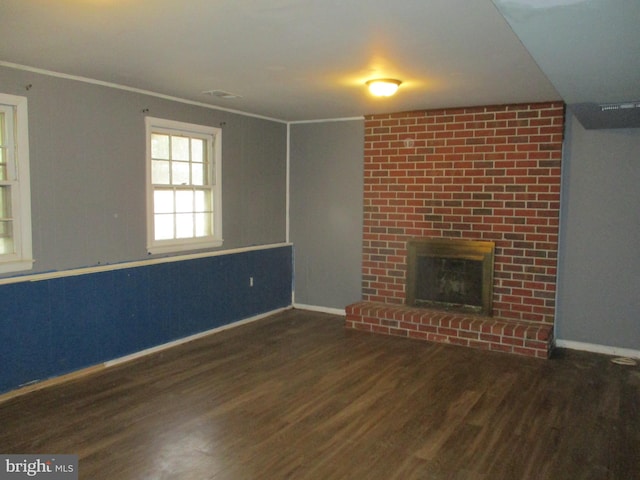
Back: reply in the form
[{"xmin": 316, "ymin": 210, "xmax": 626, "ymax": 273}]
[
  {"xmin": 570, "ymin": 101, "xmax": 640, "ymax": 129},
  {"xmin": 600, "ymin": 101, "xmax": 640, "ymax": 112},
  {"xmin": 202, "ymin": 90, "xmax": 242, "ymax": 99}
]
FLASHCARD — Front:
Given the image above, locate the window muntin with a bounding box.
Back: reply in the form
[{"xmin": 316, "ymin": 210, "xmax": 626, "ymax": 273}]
[
  {"xmin": 146, "ymin": 118, "xmax": 222, "ymax": 254},
  {"xmin": 0, "ymin": 94, "xmax": 33, "ymax": 274}
]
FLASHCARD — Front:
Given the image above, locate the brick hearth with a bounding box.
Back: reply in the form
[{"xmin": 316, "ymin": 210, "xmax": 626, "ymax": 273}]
[
  {"xmin": 346, "ymin": 102, "xmax": 564, "ymax": 358},
  {"xmin": 346, "ymin": 301, "xmax": 553, "ymax": 358}
]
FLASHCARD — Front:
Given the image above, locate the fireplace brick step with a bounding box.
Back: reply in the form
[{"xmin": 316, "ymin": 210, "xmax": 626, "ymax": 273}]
[{"xmin": 345, "ymin": 301, "xmax": 553, "ymax": 359}]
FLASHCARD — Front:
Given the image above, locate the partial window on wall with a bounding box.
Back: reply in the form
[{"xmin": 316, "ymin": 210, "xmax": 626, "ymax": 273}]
[
  {"xmin": 145, "ymin": 117, "xmax": 222, "ymax": 254},
  {"xmin": 0, "ymin": 94, "xmax": 33, "ymax": 274}
]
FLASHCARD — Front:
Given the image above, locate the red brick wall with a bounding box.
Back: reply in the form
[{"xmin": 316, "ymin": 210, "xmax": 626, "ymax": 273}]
[{"xmin": 362, "ymin": 102, "xmax": 564, "ymax": 324}]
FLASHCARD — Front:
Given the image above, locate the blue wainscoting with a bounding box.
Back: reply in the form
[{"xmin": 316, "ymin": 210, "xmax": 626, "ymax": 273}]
[{"xmin": 0, "ymin": 245, "xmax": 292, "ymax": 394}]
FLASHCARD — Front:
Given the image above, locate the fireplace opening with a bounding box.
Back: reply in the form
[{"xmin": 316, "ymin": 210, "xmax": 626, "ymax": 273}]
[{"xmin": 406, "ymin": 238, "xmax": 495, "ymax": 315}]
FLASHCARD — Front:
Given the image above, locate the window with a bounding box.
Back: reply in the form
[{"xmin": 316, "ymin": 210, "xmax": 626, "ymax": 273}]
[
  {"xmin": 146, "ymin": 117, "xmax": 222, "ymax": 254},
  {"xmin": 0, "ymin": 93, "xmax": 33, "ymax": 274}
]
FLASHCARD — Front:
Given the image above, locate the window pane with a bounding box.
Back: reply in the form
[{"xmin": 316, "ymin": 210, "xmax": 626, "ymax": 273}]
[
  {"xmin": 0, "ymin": 185, "xmax": 11, "ymax": 218},
  {"xmin": 154, "ymin": 189, "xmax": 174, "ymax": 214},
  {"xmin": 151, "ymin": 134, "xmax": 170, "ymax": 160},
  {"xmin": 0, "ymin": 220, "xmax": 14, "ymax": 254},
  {"xmin": 0, "ymin": 161, "xmax": 6, "ymax": 182},
  {"xmin": 194, "ymin": 190, "xmax": 210, "ymax": 213},
  {"xmin": 152, "ymin": 160, "xmax": 171, "ymax": 185},
  {"xmin": 154, "ymin": 213, "xmax": 174, "ymax": 240},
  {"xmin": 147, "ymin": 119, "xmax": 220, "ymax": 253},
  {"xmin": 172, "ymin": 161, "xmax": 190, "ymax": 185},
  {"xmin": 171, "ymin": 136, "xmax": 189, "ymax": 161},
  {"xmin": 194, "ymin": 213, "xmax": 211, "ymax": 237},
  {"xmin": 192, "ymin": 138, "xmax": 204, "ymax": 163},
  {"xmin": 175, "ymin": 213, "xmax": 193, "ymax": 238},
  {"xmin": 175, "ymin": 190, "xmax": 193, "ymax": 213},
  {"xmin": 192, "ymin": 163, "xmax": 205, "ymax": 186}
]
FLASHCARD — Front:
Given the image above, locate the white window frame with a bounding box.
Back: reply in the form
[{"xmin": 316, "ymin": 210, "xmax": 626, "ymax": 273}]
[
  {"xmin": 145, "ymin": 117, "xmax": 223, "ymax": 255},
  {"xmin": 0, "ymin": 93, "xmax": 33, "ymax": 274}
]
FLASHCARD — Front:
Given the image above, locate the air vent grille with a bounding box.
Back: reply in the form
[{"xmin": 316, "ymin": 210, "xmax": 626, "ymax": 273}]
[
  {"xmin": 600, "ymin": 102, "xmax": 640, "ymax": 112},
  {"xmin": 202, "ymin": 90, "xmax": 242, "ymax": 99},
  {"xmin": 571, "ymin": 102, "xmax": 640, "ymax": 129}
]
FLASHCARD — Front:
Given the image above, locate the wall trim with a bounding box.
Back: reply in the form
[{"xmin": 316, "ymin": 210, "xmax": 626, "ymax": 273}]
[
  {"xmin": 289, "ymin": 116, "xmax": 364, "ymax": 125},
  {"xmin": 555, "ymin": 339, "xmax": 640, "ymax": 360},
  {"xmin": 294, "ymin": 303, "xmax": 346, "ymax": 316},
  {"xmin": 0, "ymin": 242, "xmax": 292, "ymax": 286},
  {"xmin": 0, "ymin": 306, "xmax": 292, "ymax": 403},
  {"xmin": 0, "ymin": 61, "xmax": 286, "ymax": 124}
]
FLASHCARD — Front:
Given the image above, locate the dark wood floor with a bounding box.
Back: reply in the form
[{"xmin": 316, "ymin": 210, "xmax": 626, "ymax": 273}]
[{"xmin": 1, "ymin": 309, "xmax": 639, "ymax": 479}]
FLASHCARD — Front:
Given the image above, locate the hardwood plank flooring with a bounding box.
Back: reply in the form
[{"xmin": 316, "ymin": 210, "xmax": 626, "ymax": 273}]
[{"xmin": 1, "ymin": 309, "xmax": 639, "ymax": 479}]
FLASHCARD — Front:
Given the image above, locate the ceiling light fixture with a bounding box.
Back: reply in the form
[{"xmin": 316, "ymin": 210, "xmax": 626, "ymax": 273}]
[{"xmin": 366, "ymin": 78, "xmax": 402, "ymax": 97}]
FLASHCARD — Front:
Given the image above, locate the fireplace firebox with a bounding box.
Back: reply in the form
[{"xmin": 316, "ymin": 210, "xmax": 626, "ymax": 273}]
[{"xmin": 406, "ymin": 238, "xmax": 495, "ymax": 315}]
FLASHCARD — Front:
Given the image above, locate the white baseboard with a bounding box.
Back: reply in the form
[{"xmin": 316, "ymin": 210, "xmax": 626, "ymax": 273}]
[
  {"xmin": 555, "ymin": 339, "xmax": 640, "ymax": 359},
  {"xmin": 0, "ymin": 306, "xmax": 292, "ymax": 403},
  {"xmin": 293, "ymin": 303, "xmax": 346, "ymax": 316},
  {"xmin": 105, "ymin": 306, "xmax": 292, "ymax": 367}
]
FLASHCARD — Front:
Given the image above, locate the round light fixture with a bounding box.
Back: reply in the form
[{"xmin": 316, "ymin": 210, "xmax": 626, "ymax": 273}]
[{"xmin": 366, "ymin": 78, "xmax": 402, "ymax": 97}]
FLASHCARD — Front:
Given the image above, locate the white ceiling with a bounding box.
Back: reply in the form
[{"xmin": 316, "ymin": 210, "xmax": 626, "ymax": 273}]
[
  {"xmin": 0, "ymin": 0, "xmax": 637, "ymax": 122},
  {"xmin": 492, "ymin": 0, "xmax": 640, "ymax": 105}
]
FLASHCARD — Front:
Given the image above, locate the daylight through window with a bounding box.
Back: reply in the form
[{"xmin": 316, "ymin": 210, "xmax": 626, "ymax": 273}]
[
  {"xmin": 0, "ymin": 93, "xmax": 33, "ymax": 274},
  {"xmin": 146, "ymin": 118, "xmax": 222, "ymax": 254}
]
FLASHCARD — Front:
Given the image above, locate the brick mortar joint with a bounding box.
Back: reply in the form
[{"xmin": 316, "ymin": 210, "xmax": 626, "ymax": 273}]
[{"xmin": 346, "ymin": 301, "xmax": 553, "ymax": 330}]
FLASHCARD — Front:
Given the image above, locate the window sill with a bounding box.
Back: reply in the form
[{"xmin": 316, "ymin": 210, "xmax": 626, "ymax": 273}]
[
  {"xmin": 0, "ymin": 259, "xmax": 35, "ymax": 275},
  {"xmin": 147, "ymin": 238, "xmax": 223, "ymax": 255}
]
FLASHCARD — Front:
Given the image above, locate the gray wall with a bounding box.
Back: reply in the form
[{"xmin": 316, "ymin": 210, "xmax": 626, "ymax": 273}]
[
  {"xmin": 288, "ymin": 110, "xmax": 640, "ymax": 352},
  {"xmin": 7, "ymin": 61, "xmax": 638, "ymax": 351},
  {"xmin": 0, "ymin": 66, "xmax": 287, "ymax": 276},
  {"xmin": 289, "ymin": 120, "xmax": 364, "ymax": 310},
  {"xmin": 555, "ymin": 110, "xmax": 640, "ymax": 349}
]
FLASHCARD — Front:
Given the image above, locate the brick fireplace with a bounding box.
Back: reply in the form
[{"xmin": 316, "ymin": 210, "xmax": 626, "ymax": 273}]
[{"xmin": 346, "ymin": 102, "xmax": 564, "ymax": 358}]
